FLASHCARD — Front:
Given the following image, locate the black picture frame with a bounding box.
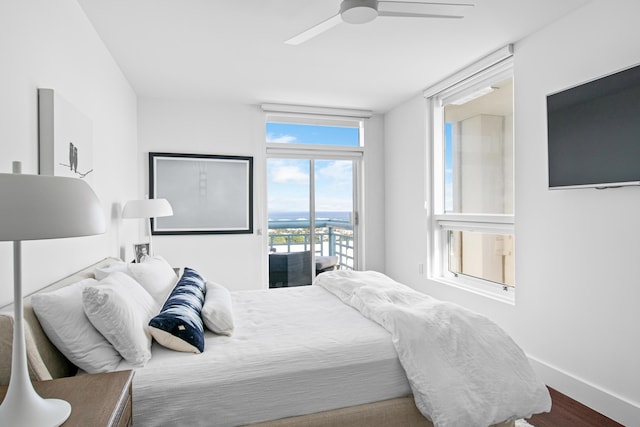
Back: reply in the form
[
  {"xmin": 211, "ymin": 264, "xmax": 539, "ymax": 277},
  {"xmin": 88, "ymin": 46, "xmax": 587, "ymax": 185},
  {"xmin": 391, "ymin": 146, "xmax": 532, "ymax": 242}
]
[{"xmin": 149, "ymin": 152, "xmax": 253, "ymax": 235}]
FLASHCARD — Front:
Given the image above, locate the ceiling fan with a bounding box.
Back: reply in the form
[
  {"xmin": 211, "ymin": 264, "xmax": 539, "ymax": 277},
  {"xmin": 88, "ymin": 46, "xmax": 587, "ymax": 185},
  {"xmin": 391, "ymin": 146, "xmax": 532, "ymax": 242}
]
[{"xmin": 285, "ymin": 0, "xmax": 474, "ymax": 45}]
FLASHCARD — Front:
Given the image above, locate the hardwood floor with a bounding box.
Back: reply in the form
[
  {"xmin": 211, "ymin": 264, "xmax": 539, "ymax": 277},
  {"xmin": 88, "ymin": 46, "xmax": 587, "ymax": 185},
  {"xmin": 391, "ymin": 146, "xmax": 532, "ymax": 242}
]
[{"xmin": 527, "ymin": 387, "xmax": 624, "ymax": 427}]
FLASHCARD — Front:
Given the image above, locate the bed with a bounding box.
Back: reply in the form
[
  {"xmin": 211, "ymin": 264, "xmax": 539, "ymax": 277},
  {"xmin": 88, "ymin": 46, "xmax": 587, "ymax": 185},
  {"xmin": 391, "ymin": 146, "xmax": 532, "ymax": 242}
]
[{"xmin": 0, "ymin": 257, "xmax": 550, "ymax": 426}]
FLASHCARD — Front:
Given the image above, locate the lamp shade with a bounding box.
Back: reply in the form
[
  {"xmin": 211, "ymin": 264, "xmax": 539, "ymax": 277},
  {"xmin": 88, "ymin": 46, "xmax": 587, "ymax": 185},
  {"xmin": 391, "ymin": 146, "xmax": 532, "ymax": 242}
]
[
  {"xmin": 122, "ymin": 198, "xmax": 173, "ymax": 219},
  {"xmin": 0, "ymin": 173, "xmax": 105, "ymax": 241}
]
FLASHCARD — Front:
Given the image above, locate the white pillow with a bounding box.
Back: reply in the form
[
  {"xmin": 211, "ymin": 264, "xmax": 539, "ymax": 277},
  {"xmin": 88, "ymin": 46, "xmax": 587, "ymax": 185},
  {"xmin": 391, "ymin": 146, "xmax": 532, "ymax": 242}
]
[
  {"xmin": 201, "ymin": 281, "xmax": 234, "ymax": 336},
  {"xmin": 31, "ymin": 278, "xmax": 122, "ymax": 373},
  {"xmin": 82, "ymin": 272, "xmax": 159, "ymax": 367},
  {"xmin": 128, "ymin": 256, "xmax": 178, "ymax": 305},
  {"xmin": 94, "ymin": 261, "xmax": 129, "ymax": 281}
]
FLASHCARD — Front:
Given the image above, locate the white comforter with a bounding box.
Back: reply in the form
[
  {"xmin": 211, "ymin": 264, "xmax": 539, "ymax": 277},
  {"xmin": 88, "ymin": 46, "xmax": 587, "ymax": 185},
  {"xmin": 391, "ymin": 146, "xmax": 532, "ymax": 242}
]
[
  {"xmin": 120, "ymin": 285, "xmax": 410, "ymax": 426},
  {"xmin": 314, "ymin": 270, "xmax": 551, "ymax": 427}
]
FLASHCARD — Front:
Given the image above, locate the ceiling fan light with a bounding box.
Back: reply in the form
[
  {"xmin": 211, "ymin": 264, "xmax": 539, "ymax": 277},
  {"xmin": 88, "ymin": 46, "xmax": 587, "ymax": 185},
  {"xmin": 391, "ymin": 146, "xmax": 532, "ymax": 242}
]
[{"xmin": 340, "ymin": 0, "xmax": 379, "ymax": 24}]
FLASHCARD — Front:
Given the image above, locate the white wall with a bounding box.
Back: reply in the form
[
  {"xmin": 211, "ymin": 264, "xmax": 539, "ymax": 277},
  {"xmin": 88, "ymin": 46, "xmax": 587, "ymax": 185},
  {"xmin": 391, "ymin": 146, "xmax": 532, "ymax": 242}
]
[
  {"xmin": 362, "ymin": 113, "xmax": 386, "ymax": 272},
  {"xmin": 0, "ymin": 0, "xmax": 138, "ymax": 306},
  {"xmin": 384, "ymin": 95, "xmax": 429, "ymax": 284},
  {"xmin": 384, "ymin": 0, "xmax": 640, "ymax": 425},
  {"xmin": 137, "ymin": 99, "xmax": 386, "ymax": 290}
]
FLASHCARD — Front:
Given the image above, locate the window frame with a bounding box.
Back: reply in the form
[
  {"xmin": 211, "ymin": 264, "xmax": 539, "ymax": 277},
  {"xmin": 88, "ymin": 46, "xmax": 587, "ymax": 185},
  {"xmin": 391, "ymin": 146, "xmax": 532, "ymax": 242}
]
[
  {"xmin": 265, "ymin": 109, "xmax": 366, "ymax": 150},
  {"xmin": 427, "ymin": 56, "xmax": 515, "ymax": 303},
  {"xmin": 263, "ymin": 110, "xmax": 366, "ymax": 273}
]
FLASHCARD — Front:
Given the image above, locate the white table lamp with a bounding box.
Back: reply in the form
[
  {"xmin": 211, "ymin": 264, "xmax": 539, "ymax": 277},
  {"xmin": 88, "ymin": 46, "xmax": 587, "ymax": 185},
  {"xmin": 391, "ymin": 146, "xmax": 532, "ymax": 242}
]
[
  {"xmin": 122, "ymin": 198, "xmax": 173, "ymax": 254},
  {"xmin": 0, "ymin": 162, "xmax": 106, "ymax": 427}
]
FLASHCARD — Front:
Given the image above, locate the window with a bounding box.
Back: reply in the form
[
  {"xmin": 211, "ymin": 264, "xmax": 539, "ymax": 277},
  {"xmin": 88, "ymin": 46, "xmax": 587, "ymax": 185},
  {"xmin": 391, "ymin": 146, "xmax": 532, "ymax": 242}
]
[
  {"xmin": 262, "ymin": 105, "xmax": 367, "ymax": 286},
  {"xmin": 428, "ymin": 52, "xmax": 515, "ymax": 301},
  {"xmin": 266, "ymin": 122, "xmax": 360, "ymax": 147}
]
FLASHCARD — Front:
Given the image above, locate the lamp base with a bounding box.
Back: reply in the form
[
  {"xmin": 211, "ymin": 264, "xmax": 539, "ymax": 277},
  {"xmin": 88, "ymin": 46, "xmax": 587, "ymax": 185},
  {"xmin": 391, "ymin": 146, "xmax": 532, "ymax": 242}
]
[{"xmin": 0, "ymin": 392, "xmax": 71, "ymax": 427}]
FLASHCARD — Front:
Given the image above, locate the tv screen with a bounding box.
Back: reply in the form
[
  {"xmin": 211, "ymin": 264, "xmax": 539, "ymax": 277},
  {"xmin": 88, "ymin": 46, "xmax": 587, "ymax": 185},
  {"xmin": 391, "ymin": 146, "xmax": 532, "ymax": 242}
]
[{"xmin": 547, "ymin": 63, "xmax": 640, "ymax": 189}]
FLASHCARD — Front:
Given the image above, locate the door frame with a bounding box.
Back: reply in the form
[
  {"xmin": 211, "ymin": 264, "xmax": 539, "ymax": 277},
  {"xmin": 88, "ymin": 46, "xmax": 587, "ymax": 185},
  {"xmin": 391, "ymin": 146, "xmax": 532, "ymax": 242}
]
[{"xmin": 265, "ymin": 148, "xmax": 363, "ymax": 283}]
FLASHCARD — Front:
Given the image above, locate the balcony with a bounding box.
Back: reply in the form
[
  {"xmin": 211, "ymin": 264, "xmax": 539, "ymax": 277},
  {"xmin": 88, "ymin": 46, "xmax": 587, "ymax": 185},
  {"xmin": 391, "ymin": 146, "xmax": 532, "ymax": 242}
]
[{"xmin": 268, "ymin": 218, "xmax": 354, "ymax": 271}]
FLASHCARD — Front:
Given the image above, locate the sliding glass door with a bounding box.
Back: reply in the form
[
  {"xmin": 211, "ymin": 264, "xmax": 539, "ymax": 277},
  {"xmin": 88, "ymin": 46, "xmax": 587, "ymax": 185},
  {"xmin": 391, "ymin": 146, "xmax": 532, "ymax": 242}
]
[{"xmin": 267, "ymin": 157, "xmax": 357, "ymax": 288}]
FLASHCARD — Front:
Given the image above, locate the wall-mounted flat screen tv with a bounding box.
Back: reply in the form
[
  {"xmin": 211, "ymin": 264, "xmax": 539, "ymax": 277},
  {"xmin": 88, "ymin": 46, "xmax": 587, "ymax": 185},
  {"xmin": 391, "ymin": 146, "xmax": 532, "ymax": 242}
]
[{"xmin": 547, "ymin": 63, "xmax": 640, "ymax": 189}]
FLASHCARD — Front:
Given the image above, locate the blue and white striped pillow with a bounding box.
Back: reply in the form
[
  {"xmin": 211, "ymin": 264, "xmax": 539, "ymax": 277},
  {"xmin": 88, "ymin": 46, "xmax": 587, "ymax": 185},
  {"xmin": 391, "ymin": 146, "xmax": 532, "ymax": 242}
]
[{"xmin": 148, "ymin": 267, "xmax": 206, "ymax": 353}]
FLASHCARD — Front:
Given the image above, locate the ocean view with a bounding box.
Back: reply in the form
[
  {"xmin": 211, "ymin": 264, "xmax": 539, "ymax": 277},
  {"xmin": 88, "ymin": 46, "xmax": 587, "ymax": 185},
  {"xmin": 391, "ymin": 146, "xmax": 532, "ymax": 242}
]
[{"xmin": 269, "ymin": 211, "xmax": 351, "ymax": 222}]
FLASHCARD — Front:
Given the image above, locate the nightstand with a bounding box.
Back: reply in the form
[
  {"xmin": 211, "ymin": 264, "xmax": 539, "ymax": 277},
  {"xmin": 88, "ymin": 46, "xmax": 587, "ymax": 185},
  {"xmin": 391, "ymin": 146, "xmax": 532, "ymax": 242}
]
[{"xmin": 0, "ymin": 369, "xmax": 134, "ymax": 427}]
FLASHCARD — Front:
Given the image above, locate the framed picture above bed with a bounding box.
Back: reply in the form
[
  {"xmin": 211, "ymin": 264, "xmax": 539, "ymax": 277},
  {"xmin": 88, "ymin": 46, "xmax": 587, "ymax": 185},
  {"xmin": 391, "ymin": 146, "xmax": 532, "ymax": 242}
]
[{"xmin": 149, "ymin": 152, "xmax": 253, "ymax": 235}]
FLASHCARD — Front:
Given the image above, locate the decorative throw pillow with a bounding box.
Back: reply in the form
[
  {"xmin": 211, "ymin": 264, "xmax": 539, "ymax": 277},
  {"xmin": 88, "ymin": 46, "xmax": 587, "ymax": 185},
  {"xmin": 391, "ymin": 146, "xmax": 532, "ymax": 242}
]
[
  {"xmin": 128, "ymin": 255, "xmax": 178, "ymax": 305},
  {"xmin": 201, "ymin": 281, "xmax": 235, "ymax": 336},
  {"xmin": 32, "ymin": 278, "xmax": 122, "ymax": 373},
  {"xmin": 83, "ymin": 272, "xmax": 159, "ymax": 367},
  {"xmin": 149, "ymin": 267, "xmax": 206, "ymax": 353}
]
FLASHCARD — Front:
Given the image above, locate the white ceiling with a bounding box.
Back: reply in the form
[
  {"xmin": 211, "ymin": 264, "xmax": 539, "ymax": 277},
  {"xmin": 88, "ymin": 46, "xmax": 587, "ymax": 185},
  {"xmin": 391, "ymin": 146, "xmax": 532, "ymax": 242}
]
[{"xmin": 77, "ymin": 0, "xmax": 589, "ymax": 113}]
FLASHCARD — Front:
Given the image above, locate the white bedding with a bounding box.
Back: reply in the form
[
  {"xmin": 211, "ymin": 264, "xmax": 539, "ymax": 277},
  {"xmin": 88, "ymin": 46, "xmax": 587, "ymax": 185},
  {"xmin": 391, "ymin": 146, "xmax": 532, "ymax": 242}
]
[
  {"xmin": 315, "ymin": 270, "xmax": 552, "ymax": 427},
  {"xmin": 119, "ymin": 285, "xmax": 411, "ymax": 427}
]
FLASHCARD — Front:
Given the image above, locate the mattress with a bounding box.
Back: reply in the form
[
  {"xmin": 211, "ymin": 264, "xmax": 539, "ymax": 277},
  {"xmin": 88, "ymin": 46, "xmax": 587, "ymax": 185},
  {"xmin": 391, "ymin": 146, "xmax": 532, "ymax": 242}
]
[{"xmin": 120, "ymin": 285, "xmax": 411, "ymax": 427}]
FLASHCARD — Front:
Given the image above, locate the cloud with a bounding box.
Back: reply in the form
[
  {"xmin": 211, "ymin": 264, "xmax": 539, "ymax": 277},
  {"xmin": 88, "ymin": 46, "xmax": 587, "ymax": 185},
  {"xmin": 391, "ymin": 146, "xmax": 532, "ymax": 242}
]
[
  {"xmin": 271, "ymin": 165, "xmax": 308, "ymax": 184},
  {"xmin": 445, "ymin": 182, "xmax": 453, "ymax": 212},
  {"xmin": 316, "ymin": 160, "xmax": 351, "ymax": 182},
  {"xmin": 267, "ymin": 159, "xmax": 353, "ymax": 213},
  {"xmin": 315, "ymin": 161, "xmax": 353, "ymax": 198},
  {"xmin": 266, "ymin": 133, "xmax": 297, "ymax": 144}
]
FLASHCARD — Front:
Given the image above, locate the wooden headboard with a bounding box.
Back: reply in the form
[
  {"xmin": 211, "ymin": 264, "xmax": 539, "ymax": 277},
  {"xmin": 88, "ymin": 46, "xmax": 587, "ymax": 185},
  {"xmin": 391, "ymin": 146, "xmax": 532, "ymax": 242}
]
[{"xmin": 0, "ymin": 257, "xmax": 122, "ymax": 385}]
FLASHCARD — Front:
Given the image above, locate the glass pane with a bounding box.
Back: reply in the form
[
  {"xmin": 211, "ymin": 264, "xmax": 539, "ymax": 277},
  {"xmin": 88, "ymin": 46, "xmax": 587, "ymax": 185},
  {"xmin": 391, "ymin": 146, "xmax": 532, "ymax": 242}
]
[
  {"xmin": 267, "ymin": 158, "xmax": 313, "ymax": 287},
  {"xmin": 448, "ymin": 230, "xmax": 515, "ymax": 287},
  {"xmin": 443, "ymin": 78, "xmax": 513, "ymax": 215},
  {"xmin": 314, "ymin": 160, "xmax": 354, "ymax": 271},
  {"xmin": 266, "ymin": 122, "xmax": 360, "ymax": 147}
]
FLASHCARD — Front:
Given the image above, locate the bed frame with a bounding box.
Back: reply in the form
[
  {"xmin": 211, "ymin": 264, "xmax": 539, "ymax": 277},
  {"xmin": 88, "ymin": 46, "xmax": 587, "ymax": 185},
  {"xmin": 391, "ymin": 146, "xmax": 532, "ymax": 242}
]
[{"xmin": 0, "ymin": 258, "xmax": 514, "ymax": 427}]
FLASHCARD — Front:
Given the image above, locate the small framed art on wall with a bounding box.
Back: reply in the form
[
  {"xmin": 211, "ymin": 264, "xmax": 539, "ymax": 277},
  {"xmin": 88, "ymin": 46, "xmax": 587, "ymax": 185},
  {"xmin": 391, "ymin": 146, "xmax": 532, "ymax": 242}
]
[{"xmin": 38, "ymin": 88, "xmax": 94, "ymax": 184}]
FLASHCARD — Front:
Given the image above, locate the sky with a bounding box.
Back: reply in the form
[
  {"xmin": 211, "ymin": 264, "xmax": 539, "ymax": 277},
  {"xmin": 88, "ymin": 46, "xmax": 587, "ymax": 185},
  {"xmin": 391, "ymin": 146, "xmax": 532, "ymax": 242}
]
[
  {"xmin": 266, "ymin": 122, "xmax": 359, "ymax": 146},
  {"xmin": 445, "ymin": 122, "xmax": 453, "ymax": 212},
  {"xmin": 266, "ymin": 123, "xmax": 357, "ymax": 215}
]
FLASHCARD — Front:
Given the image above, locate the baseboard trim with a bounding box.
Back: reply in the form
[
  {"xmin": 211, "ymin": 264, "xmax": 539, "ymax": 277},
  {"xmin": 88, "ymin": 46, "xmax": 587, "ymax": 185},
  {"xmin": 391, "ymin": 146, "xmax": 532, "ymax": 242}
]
[{"xmin": 528, "ymin": 356, "xmax": 640, "ymax": 427}]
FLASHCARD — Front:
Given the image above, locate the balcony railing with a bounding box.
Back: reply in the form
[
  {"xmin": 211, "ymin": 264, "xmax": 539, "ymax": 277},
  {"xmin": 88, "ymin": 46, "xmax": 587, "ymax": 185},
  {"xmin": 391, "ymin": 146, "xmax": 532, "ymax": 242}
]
[{"xmin": 268, "ymin": 218, "xmax": 354, "ymax": 270}]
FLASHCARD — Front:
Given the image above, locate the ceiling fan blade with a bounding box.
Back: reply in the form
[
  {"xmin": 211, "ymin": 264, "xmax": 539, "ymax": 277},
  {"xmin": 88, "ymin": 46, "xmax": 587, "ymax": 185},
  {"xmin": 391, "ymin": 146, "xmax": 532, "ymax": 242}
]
[
  {"xmin": 378, "ymin": 11, "xmax": 464, "ymax": 18},
  {"xmin": 378, "ymin": 1, "xmax": 474, "ymax": 19},
  {"xmin": 285, "ymin": 14, "xmax": 342, "ymax": 46}
]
